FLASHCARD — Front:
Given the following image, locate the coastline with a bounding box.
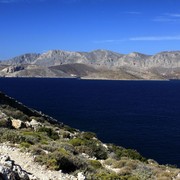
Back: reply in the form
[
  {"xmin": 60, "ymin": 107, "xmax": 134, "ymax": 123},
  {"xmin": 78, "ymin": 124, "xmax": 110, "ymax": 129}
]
[{"xmin": 0, "ymin": 76, "xmax": 172, "ymax": 81}]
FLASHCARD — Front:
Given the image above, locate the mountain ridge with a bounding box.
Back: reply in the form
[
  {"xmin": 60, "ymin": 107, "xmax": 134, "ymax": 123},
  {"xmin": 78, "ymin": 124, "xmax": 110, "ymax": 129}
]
[{"xmin": 1, "ymin": 49, "xmax": 180, "ymax": 79}]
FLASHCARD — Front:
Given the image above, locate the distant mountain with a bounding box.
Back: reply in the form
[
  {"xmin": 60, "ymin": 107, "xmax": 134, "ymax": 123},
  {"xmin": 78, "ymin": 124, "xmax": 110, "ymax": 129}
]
[
  {"xmin": 3, "ymin": 53, "xmax": 40, "ymax": 65},
  {"xmin": 1, "ymin": 49, "xmax": 180, "ymax": 79}
]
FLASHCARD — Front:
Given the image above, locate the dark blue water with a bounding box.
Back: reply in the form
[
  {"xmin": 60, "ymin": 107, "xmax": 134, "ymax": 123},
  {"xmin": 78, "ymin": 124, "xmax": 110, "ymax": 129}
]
[{"xmin": 0, "ymin": 78, "xmax": 180, "ymax": 167}]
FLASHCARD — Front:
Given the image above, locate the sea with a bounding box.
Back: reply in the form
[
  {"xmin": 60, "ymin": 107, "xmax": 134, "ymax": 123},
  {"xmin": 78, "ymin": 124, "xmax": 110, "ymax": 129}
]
[{"xmin": 0, "ymin": 78, "xmax": 179, "ymax": 167}]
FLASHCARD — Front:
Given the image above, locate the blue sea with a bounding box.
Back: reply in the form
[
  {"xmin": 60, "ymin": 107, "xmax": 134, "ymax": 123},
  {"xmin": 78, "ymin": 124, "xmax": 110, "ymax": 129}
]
[{"xmin": 0, "ymin": 78, "xmax": 180, "ymax": 167}]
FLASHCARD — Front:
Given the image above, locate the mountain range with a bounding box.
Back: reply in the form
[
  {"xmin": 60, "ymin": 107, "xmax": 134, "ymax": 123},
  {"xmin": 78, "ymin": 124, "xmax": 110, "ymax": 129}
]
[{"xmin": 1, "ymin": 49, "xmax": 180, "ymax": 79}]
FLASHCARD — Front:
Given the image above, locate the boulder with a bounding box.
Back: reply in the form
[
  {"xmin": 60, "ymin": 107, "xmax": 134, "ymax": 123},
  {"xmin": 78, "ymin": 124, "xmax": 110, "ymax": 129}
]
[
  {"xmin": 11, "ymin": 119, "xmax": 26, "ymax": 129},
  {"xmin": 29, "ymin": 119, "xmax": 42, "ymax": 130}
]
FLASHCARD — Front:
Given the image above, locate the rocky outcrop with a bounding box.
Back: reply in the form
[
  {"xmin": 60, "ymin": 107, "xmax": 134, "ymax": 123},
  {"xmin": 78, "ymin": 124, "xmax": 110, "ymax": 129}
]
[
  {"xmin": 28, "ymin": 119, "xmax": 42, "ymax": 130},
  {"xmin": 11, "ymin": 119, "xmax": 26, "ymax": 129},
  {"xmin": 0, "ymin": 154, "xmax": 32, "ymax": 180},
  {"xmin": 5, "ymin": 65, "xmax": 25, "ymax": 73}
]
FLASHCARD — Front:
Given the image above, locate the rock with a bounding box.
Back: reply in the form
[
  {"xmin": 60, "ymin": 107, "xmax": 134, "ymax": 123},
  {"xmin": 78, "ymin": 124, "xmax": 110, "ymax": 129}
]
[
  {"xmin": 25, "ymin": 121, "xmax": 31, "ymax": 128},
  {"xmin": 77, "ymin": 172, "xmax": 85, "ymax": 180},
  {"xmin": 147, "ymin": 159, "xmax": 159, "ymax": 165},
  {"xmin": 13, "ymin": 165, "xmax": 29, "ymax": 180},
  {"xmin": 29, "ymin": 119, "xmax": 42, "ymax": 130},
  {"xmin": 0, "ymin": 154, "xmax": 31, "ymax": 180},
  {"xmin": 11, "ymin": 119, "xmax": 26, "ymax": 129},
  {"xmin": 5, "ymin": 65, "xmax": 25, "ymax": 73},
  {"xmin": 28, "ymin": 174, "xmax": 40, "ymax": 180},
  {"xmin": 0, "ymin": 155, "xmax": 10, "ymax": 162}
]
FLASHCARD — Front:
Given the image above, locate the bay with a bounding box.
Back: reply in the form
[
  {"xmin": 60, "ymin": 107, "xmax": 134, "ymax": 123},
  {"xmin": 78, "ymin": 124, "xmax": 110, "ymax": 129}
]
[{"xmin": 0, "ymin": 78, "xmax": 180, "ymax": 167}]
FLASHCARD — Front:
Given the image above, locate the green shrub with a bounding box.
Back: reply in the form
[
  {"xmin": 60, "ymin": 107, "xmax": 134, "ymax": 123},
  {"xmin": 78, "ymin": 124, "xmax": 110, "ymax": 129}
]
[
  {"xmin": 39, "ymin": 144, "xmax": 57, "ymax": 153},
  {"xmin": 62, "ymin": 131, "xmax": 71, "ymax": 139},
  {"xmin": 40, "ymin": 139, "xmax": 48, "ymax": 145},
  {"xmin": 128, "ymin": 177, "xmax": 140, "ymax": 180},
  {"xmin": 92, "ymin": 143, "xmax": 108, "ymax": 160},
  {"xmin": 70, "ymin": 138, "xmax": 107, "ymax": 159},
  {"xmin": 21, "ymin": 131, "xmax": 42, "ymax": 144},
  {"xmin": 20, "ymin": 142, "xmax": 31, "ymax": 148},
  {"xmin": 97, "ymin": 176, "xmax": 139, "ymax": 180},
  {"xmin": 59, "ymin": 143, "xmax": 77, "ymax": 155},
  {"xmin": 94, "ymin": 172, "xmax": 121, "ymax": 180},
  {"xmin": 38, "ymin": 127, "xmax": 59, "ymax": 140},
  {"xmin": 0, "ymin": 129, "xmax": 24, "ymax": 143},
  {"xmin": 81, "ymin": 132, "xmax": 96, "ymax": 140},
  {"xmin": 69, "ymin": 138, "xmax": 87, "ymax": 146},
  {"xmin": 0, "ymin": 118, "xmax": 12, "ymax": 128},
  {"xmin": 35, "ymin": 150, "xmax": 79, "ymax": 173},
  {"xmin": 75, "ymin": 145, "xmax": 94, "ymax": 156},
  {"xmin": 89, "ymin": 160, "xmax": 102, "ymax": 169},
  {"xmin": 110, "ymin": 145, "xmax": 146, "ymax": 162},
  {"xmin": 3, "ymin": 108, "xmax": 29, "ymax": 121},
  {"xmin": 30, "ymin": 146, "xmax": 46, "ymax": 155},
  {"xmin": 63, "ymin": 125, "xmax": 77, "ymax": 133}
]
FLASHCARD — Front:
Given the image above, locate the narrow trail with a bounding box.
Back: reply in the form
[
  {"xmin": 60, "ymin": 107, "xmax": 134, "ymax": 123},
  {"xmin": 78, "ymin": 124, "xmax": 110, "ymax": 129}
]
[{"xmin": 0, "ymin": 143, "xmax": 77, "ymax": 180}]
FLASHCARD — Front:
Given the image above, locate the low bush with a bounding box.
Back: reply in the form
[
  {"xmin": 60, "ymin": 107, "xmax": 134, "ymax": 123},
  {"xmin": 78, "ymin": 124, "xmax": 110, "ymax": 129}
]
[
  {"xmin": 93, "ymin": 172, "xmax": 121, "ymax": 180},
  {"xmin": 35, "ymin": 150, "xmax": 81, "ymax": 173},
  {"xmin": 94, "ymin": 173, "xmax": 139, "ymax": 180},
  {"xmin": 20, "ymin": 142, "xmax": 32, "ymax": 148},
  {"xmin": 69, "ymin": 138, "xmax": 87, "ymax": 146},
  {"xmin": 21, "ymin": 131, "xmax": 42, "ymax": 144},
  {"xmin": 70, "ymin": 138, "xmax": 107, "ymax": 159},
  {"xmin": 0, "ymin": 118, "xmax": 12, "ymax": 128},
  {"xmin": 75, "ymin": 145, "xmax": 94, "ymax": 157},
  {"xmin": 63, "ymin": 125, "xmax": 77, "ymax": 133},
  {"xmin": 2, "ymin": 108, "xmax": 29, "ymax": 121},
  {"xmin": 37, "ymin": 127, "xmax": 59, "ymax": 140},
  {"xmin": 30, "ymin": 146, "xmax": 46, "ymax": 155},
  {"xmin": 39, "ymin": 144, "xmax": 57, "ymax": 153},
  {"xmin": 62, "ymin": 131, "xmax": 71, "ymax": 139},
  {"xmin": 110, "ymin": 145, "xmax": 146, "ymax": 162},
  {"xmin": 0, "ymin": 129, "xmax": 24, "ymax": 143},
  {"xmin": 58, "ymin": 143, "xmax": 77, "ymax": 155},
  {"xmin": 89, "ymin": 160, "xmax": 102, "ymax": 169},
  {"xmin": 81, "ymin": 132, "xmax": 96, "ymax": 140}
]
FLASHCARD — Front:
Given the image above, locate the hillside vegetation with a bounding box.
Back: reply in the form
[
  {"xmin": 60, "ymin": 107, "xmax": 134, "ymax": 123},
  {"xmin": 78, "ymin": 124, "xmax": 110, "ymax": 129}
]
[{"xmin": 0, "ymin": 92, "xmax": 180, "ymax": 179}]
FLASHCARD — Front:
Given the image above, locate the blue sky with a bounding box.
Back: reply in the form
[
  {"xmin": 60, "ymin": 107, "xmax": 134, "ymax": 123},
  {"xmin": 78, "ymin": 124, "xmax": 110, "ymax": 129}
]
[{"xmin": 0, "ymin": 0, "xmax": 180, "ymax": 59}]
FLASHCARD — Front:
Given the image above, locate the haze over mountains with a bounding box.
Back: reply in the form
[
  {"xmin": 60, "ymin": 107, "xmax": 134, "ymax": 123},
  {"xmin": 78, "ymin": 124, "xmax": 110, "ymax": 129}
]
[{"xmin": 1, "ymin": 49, "xmax": 180, "ymax": 80}]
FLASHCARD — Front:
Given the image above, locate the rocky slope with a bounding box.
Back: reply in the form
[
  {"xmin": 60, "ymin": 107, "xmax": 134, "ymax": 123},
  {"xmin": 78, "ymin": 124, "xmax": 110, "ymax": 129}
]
[
  {"xmin": 0, "ymin": 49, "xmax": 180, "ymax": 79},
  {"xmin": 0, "ymin": 91, "xmax": 180, "ymax": 179}
]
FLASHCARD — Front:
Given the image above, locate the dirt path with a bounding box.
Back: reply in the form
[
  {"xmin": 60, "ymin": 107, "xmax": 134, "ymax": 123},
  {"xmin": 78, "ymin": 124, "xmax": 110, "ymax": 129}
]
[{"xmin": 0, "ymin": 143, "xmax": 78, "ymax": 180}]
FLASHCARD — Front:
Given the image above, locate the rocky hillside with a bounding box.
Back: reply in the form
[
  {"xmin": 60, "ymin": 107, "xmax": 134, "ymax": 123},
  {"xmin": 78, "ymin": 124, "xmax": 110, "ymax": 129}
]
[
  {"xmin": 0, "ymin": 49, "xmax": 180, "ymax": 79},
  {"xmin": 0, "ymin": 91, "xmax": 180, "ymax": 180}
]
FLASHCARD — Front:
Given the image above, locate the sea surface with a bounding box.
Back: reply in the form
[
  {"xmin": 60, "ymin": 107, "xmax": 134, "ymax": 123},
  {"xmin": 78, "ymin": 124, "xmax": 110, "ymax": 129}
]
[{"xmin": 0, "ymin": 78, "xmax": 180, "ymax": 167}]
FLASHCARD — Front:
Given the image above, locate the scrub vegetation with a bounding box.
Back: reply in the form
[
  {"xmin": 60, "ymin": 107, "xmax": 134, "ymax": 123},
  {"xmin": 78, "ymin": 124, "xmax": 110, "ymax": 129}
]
[{"xmin": 0, "ymin": 92, "xmax": 179, "ymax": 180}]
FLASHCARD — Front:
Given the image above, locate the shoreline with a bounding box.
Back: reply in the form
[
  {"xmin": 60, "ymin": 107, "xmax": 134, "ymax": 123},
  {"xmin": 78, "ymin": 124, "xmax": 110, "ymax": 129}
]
[{"xmin": 0, "ymin": 76, "xmax": 172, "ymax": 81}]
